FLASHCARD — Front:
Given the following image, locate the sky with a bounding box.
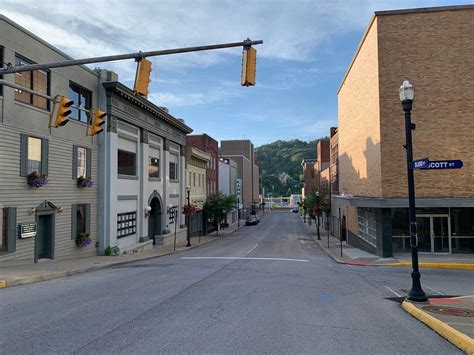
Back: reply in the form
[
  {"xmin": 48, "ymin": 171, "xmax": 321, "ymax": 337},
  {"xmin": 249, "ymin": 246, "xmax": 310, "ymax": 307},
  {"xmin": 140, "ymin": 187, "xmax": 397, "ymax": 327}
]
[{"xmin": 2, "ymin": 0, "xmax": 471, "ymax": 146}]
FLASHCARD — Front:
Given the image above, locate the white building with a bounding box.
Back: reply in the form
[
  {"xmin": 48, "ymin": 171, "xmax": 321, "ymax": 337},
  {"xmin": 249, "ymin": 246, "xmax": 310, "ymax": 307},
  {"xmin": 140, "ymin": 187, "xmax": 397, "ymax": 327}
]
[{"xmin": 99, "ymin": 77, "xmax": 192, "ymax": 253}]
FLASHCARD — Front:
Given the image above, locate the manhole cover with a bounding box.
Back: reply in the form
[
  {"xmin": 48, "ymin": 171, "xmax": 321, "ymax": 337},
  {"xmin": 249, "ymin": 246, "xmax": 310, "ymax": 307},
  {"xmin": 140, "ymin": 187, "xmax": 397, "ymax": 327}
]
[{"xmin": 422, "ymin": 306, "xmax": 474, "ymax": 317}]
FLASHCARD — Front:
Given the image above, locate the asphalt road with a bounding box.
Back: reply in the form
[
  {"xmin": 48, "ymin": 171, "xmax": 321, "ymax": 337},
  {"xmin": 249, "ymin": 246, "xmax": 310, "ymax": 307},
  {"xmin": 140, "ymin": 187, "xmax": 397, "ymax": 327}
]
[{"xmin": 1, "ymin": 212, "xmax": 471, "ymax": 354}]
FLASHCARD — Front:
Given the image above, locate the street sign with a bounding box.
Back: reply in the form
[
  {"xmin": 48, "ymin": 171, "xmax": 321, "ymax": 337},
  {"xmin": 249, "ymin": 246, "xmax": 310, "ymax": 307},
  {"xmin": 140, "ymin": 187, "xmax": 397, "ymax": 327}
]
[
  {"xmin": 421, "ymin": 160, "xmax": 463, "ymax": 170},
  {"xmin": 236, "ymin": 179, "xmax": 242, "ymax": 201},
  {"xmin": 411, "ymin": 158, "xmax": 429, "ymax": 169}
]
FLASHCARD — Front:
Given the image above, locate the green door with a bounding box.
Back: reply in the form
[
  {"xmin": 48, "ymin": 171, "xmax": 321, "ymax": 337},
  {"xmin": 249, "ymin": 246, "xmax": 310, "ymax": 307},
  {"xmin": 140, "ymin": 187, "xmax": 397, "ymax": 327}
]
[{"xmin": 37, "ymin": 214, "xmax": 54, "ymax": 259}]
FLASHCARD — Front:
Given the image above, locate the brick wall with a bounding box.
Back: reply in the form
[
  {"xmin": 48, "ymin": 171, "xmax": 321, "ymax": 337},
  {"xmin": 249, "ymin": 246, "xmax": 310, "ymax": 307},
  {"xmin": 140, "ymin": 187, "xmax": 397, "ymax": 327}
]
[
  {"xmin": 338, "ymin": 17, "xmax": 382, "ymax": 197},
  {"xmin": 377, "ymin": 8, "xmax": 474, "ymax": 197}
]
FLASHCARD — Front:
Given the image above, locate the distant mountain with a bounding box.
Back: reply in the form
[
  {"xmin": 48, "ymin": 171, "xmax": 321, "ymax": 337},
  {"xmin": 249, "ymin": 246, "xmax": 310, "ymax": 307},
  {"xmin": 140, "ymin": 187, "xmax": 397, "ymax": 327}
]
[{"xmin": 256, "ymin": 138, "xmax": 327, "ymax": 197}]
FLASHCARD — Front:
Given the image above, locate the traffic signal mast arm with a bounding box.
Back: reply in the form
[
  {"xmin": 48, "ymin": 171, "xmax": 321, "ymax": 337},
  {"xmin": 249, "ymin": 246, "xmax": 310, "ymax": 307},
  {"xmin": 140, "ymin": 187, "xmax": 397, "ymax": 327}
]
[{"xmin": 0, "ymin": 39, "xmax": 263, "ymax": 75}]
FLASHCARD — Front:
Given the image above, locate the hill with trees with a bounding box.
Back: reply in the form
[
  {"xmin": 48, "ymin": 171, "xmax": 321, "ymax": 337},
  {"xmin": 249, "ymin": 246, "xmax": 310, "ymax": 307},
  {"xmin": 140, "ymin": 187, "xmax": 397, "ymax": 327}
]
[{"xmin": 255, "ymin": 138, "xmax": 327, "ymax": 197}]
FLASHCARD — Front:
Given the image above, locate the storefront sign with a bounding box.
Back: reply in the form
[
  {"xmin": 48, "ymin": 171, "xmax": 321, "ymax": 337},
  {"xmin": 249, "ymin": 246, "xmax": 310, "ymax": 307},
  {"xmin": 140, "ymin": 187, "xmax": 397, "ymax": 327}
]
[{"xmin": 18, "ymin": 223, "xmax": 37, "ymax": 239}]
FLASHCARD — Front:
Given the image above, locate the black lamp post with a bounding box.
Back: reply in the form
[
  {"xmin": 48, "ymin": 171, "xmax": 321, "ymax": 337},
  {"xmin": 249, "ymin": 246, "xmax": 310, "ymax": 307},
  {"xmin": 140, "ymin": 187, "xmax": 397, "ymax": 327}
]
[
  {"xmin": 186, "ymin": 185, "xmax": 191, "ymax": 247},
  {"xmin": 316, "ymin": 191, "xmax": 321, "ymax": 240},
  {"xmin": 399, "ymin": 79, "xmax": 427, "ymax": 302}
]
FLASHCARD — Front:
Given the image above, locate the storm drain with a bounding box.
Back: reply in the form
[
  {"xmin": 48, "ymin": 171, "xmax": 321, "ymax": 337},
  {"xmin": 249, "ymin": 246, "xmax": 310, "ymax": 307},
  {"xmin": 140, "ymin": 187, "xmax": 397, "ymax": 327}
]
[{"xmin": 422, "ymin": 305, "xmax": 474, "ymax": 317}]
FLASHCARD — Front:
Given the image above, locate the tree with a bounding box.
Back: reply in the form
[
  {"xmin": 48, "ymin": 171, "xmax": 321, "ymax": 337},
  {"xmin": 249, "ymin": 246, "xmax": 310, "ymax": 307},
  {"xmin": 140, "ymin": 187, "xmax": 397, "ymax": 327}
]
[{"xmin": 203, "ymin": 192, "xmax": 237, "ymax": 236}]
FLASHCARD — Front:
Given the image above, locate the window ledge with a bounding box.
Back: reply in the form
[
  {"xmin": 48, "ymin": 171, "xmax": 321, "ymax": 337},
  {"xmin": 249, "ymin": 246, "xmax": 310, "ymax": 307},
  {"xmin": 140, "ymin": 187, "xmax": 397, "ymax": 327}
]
[
  {"xmin": 148, "ymin": 177, "xmax": 161, "ymax": 181},
  {"xmin": 118, "ymin": 174, "xmax": 139, "ymax": 180},
  {"xmin": 170, "ymin": 179, "xmax": 179, "ymax": 183}
]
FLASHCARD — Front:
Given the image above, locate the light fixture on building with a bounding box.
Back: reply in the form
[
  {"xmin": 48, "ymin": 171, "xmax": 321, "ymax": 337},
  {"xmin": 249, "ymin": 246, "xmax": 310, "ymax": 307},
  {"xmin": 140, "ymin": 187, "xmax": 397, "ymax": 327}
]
[
  {"xmin": 28, "ymin": 207, "xmax": 36, "ymax": 215},
  {"xmin": 144, "ymin": 206, "xmax": 152, "ymax": 218},
  {"xmin": 57, "ymin": 206, "xmax": 64, "ymax": 213}
]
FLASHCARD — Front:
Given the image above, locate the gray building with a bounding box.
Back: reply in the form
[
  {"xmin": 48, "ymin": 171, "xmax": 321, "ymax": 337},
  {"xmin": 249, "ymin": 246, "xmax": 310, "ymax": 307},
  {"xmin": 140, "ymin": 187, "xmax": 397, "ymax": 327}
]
[{"xmin": 0, "ymin": 16, "xmax": 100, "ymax": 262}]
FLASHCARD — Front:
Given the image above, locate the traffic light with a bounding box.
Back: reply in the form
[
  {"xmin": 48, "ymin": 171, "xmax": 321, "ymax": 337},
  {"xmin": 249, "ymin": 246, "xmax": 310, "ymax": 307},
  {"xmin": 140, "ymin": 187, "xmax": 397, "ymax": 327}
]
[
  {"xmin": 88, "ymin": 108, "xmax": 106, "ymax": 136},
  {"xmin": 241, "ymin": 47, "xmax": 256, "ymax": 86},
  {"xmin": 133, "ymin": 58, "xmax": 152, "ymax": 96},
  {"xmin": 53, "ymin": 95, "xmax": 73, "ymax": 128}
]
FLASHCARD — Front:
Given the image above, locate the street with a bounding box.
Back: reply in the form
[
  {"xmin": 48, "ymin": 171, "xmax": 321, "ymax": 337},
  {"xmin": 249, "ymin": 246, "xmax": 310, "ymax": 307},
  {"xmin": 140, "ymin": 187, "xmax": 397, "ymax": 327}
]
[{"xmin": 1, "ymin": 212, "xmax": 471, "ymax": 354}]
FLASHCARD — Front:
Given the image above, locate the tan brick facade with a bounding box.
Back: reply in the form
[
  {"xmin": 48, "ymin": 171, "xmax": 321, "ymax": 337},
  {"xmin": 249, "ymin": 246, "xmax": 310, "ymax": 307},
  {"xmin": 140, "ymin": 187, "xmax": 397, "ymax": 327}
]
[{"xmin": 339, "ymin": 7, "xmax": 474, "ymax": 199}]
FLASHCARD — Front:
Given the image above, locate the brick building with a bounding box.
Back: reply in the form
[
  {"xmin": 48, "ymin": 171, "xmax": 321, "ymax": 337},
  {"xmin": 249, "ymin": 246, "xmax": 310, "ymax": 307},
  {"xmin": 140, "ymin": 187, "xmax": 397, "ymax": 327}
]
[
  {"xmin": 333, "ymin": 5, "xmax": 474, "ymax": 256},
  {"xmin": 301, "ymin": 159, "xmax": 317, "ymax": 199},
  {"xmin": 186, "ymin": 134, "xmax": 218, "ymax": 197}
]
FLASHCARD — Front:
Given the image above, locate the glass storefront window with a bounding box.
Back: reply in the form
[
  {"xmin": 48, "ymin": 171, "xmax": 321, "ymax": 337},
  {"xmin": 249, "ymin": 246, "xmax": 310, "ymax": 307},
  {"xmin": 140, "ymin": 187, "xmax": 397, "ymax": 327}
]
[
  {"xmin": 392, "ymin": 208, "xmax": 409, "ymax": 236},
  {"xmin": 451, "ymin": 208, "xmax": 474, "ymax": 254}
]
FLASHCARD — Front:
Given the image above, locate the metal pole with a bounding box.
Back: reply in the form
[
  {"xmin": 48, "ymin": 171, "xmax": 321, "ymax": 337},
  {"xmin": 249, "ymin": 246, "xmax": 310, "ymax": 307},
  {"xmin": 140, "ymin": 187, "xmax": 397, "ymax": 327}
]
[
  {"xmin": 186, "ymin": 191, "xmax": 191, "ymax": 247},
  {"xmin": 0, "ymin": 39, "xmax": 264, "ymax": 75},
  {"xmin": 237, "ymin": 198, "xmax": 240, "ymax": 227},
  {"xmin": 402, "ymin": 99, "xmax": 428, "ymax": 302},
  {"xmin": 173, "ymin": 210, "xmax": 177, "ymax": 251},
  {"xmin": 316, "ymin": 194, "xmax": 321, "ymax": 240}
]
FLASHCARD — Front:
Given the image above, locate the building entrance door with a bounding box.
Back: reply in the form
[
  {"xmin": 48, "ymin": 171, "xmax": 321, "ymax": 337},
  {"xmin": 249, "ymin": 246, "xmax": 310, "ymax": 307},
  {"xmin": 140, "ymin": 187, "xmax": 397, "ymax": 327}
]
[
  {"xmin": 416, "ymin": 215, "xmax": 450, "ymax": 253},
  {"xmin": 148, "ymin": 197, "xmax": 162, "ymax": 245},
  {"xmin": 37, "ymin": 214, "xmax": 54, "ymax": 259}
]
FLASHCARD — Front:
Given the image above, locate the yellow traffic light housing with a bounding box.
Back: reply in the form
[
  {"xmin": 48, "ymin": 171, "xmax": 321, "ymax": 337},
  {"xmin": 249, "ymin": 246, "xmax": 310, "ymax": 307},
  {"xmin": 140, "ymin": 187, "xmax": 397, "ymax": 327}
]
[
  {"xmin": 51, "ymin": 95, "xmax": 73, "ymax": 128},
  {"xmin": 133, "ymin": 58, "xmax": 152, "ymax": 97},
  {"xmin": 88, "ymin": 108, "xmax": 106, "ymax": 136},
  {"xmin": 241, "ymin": 47, "xmax": 256, "ymax": 86}
]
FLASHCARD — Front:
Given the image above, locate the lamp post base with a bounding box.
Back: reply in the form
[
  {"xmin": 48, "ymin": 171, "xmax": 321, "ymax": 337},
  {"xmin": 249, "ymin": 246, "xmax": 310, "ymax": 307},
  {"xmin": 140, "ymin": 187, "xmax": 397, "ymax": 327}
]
[{"xmin": 407, "ymin": 271, "xmax": 428, "ymax": 302}]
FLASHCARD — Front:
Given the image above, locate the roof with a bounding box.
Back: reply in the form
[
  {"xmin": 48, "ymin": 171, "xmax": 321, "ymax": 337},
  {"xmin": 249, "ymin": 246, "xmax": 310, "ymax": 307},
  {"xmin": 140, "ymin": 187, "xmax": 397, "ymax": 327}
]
[
  {"xmin": 337, "ymin": 4, "xmax": 474, "ymax": 95},
  {"xmin": 102, "ymin": 81, "xmax": 193, "ymax": 134}
]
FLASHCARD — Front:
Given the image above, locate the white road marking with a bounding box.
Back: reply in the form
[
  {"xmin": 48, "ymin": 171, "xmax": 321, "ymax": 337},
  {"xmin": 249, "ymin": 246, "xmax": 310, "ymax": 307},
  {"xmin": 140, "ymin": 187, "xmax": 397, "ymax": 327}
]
[
  {"xmin": 425, "ymin": 286, "xmax": 444, "ymax": 295},
  {"xmin": 181, "ymin": 257, "xmax": 309, "ymax": 262},
  {"xmin": 383, "ymin": 286, "xmax": 402, "ymax": 298},
  {"xmin": 244, "ymin": 244, "xmax": 258, "ymax": 256}
]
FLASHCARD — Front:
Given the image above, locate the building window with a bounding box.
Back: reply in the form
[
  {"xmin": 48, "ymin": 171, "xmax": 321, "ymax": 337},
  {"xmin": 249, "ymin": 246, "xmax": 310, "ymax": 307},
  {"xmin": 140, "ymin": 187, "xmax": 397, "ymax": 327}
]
[
  {"xmin": 71, "ymin": 204, "xmax": 90, "ymax": 240},
  {"xmin": 148, "ymin": 157, "xmax": 160, "ymax": 178},
  {"xmin": 28, "ymin": 137, "xmax": 42, "ymax": 175},
  {"xmin": 77, "ymin": 147, "xmax": 87, "ymax": 177},
  {"xmin": 118, "ymin": 149, "xmax": 136, "ymax": 176},
  {"xmin": 117, "ymin": 211, "xmax": 137, "ymax": 238},
  {"xmin": 193, "ymin": 172, "xmax": 196, "ymax": 187},
  {"xmin": 358, "ymin": 208, "xmax": 376, "ymax": 246},
  {"xmin": 169, "ymin": 154, "xmax": 178, "ymax": 181},
  {"xmin": 14, "ymin": 55, "xmax": 49, "ymax": 110},
  {"xmin": 0, "ymin": 46, "xmax": 3, "ymax": 96},
  {"xmin": 68, "ymin": 82, "xmax": 92, "ymax": 123},
  {"xmin": 1, "ymin": 207, "xmax": 16, "ymax": 253}
]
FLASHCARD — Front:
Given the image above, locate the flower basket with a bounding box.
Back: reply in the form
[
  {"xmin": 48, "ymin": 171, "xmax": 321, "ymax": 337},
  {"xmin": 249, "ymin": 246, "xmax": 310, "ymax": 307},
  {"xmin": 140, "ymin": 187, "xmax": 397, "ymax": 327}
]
[
  {"xmin": 77, "ymin": 176, "xmax": 93, "ymax": 188},
  {"xmin": 183, "ymin": 204, "xmax": 198, "ymax": 215},
  {"xmin": 75, "ymin": 232, "xmax": 92, "ymax": 248},
  {"xmin": 27, "ymin": 172, "xmax": 48, "ymax": 188}
]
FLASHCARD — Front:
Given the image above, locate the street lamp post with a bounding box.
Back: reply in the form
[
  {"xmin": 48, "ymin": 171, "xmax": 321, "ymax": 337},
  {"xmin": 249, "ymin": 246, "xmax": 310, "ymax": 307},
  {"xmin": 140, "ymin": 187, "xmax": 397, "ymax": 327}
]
[
  {"xmin": 186, "ymin": 185, "xmax": 191, "ymax": 247},
  {"xmin": 316, "ymin": 191, "xmax": 321, "ymax": 240},
  {"xmin": 399, "ymin": 80, "xmax": 427, "ymax": 303}
]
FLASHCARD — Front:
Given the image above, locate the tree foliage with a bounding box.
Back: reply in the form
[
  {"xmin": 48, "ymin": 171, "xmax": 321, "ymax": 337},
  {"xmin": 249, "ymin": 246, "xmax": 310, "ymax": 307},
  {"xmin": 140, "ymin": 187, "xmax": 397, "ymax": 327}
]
[
  {"xmin": 203, "ymin": 192, "xmax": 237, "ymax": 224},
  {"xmin": 256, "ymin": 138, "xmax": 328, "ymax": 196}
]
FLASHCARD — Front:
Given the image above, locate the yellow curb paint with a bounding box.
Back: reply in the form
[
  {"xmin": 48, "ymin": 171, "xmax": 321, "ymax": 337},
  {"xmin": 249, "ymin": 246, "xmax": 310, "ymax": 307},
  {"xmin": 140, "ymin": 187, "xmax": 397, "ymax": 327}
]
[
  {"xmin": 384, "ymin": 262, "xmax": 474, "ymax": 270},
  {"xmin": 0, "ymin": 280, "xmax": 6, "ymax": 288},
  {"xmin": 402, "ymin": 301, "xmax": 474, "ymax": 354}
]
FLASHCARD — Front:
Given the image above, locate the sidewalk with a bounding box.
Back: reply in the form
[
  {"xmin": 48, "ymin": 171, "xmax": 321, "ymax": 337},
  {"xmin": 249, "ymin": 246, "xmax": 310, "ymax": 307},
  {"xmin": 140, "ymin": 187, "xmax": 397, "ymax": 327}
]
[
  {"xmin": 300, "ymin": 216, "xmax": 474, "ymax": 270},
  {"xmin": 402, "ymin": 296, "xmax": 474, "ymax": 354},
  {"xmin": 0, "ymin": 222, "xmax": 244, "ymax": 288}
]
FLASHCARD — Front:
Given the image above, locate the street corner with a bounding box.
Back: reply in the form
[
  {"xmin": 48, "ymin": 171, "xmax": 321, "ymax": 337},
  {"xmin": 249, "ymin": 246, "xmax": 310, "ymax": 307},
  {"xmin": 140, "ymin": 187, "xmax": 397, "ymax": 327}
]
[
  {"xmin": 401, "ymin": 297, "xmax": 474, "ymax": 354},
  {"xmin": 383, "ymin": 262, "xmax": 474, "ymax": 271}
]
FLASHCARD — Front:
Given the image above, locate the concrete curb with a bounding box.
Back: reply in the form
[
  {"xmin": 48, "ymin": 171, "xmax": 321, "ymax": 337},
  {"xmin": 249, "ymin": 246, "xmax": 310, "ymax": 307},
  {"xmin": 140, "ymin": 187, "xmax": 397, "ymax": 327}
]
[
  {"xmin": 401, "ymin": 300, "xmax": 474, "ymax": 354},
  {"xmin": 0, "ymin": 234, "xmax": 226, "ymax": 289}
]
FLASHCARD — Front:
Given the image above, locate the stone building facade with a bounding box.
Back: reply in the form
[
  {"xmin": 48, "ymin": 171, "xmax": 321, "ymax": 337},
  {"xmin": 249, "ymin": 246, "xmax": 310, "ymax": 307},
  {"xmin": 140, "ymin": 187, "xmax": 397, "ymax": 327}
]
[{"xmin": 334, "ymin": 5, "xmax": 474, "ymax": 256}]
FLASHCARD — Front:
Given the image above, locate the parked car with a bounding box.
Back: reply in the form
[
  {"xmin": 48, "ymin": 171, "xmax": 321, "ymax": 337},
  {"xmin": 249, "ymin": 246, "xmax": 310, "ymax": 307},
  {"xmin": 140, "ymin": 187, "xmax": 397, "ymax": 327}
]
[{"xmin": 245, "ymin": 215, "xmax": 260, "ymax": 226}]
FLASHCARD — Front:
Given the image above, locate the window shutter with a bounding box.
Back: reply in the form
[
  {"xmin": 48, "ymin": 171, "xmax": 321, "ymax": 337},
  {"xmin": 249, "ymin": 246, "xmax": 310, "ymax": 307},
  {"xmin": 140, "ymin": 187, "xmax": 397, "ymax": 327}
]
[
  {"xmin": 85, "ymin": 204, "xmax": 91, "ymax": 235},
  {"xmin": 7, "ymin": 207, "xmax": 17, "ymax": 253},
  {"xmin": 72, "ymin": 145, "xmax": 78, "ymax": 179},
  {"xmin": 71, "ymin": 204, "xmax": 77, "ymax": 240},
  {"xmin": 86, "ymin": 148, "xmax": 92, "ymax": 178},
  {"xmin": 20, "ymin": 134, "xmax": 28, "ymax": 176},
  {"xmin": 41, "ymin": 138, "xmax": 49, "ymax": 175}
]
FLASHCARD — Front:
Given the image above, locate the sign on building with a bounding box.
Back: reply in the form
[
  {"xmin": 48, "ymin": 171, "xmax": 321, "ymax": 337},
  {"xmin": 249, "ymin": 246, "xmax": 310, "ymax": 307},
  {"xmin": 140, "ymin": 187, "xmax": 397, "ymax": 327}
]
[{"xmin": 236, "ymin": 178, "xmax": 242, "ymax": 202}]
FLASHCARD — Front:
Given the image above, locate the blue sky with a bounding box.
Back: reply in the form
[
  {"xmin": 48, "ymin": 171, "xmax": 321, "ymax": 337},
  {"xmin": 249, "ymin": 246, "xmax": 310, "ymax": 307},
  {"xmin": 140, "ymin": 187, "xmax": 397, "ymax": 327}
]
[{"xmin": 3, "ymin": 0, "xmax": 471, "ymax": 146}]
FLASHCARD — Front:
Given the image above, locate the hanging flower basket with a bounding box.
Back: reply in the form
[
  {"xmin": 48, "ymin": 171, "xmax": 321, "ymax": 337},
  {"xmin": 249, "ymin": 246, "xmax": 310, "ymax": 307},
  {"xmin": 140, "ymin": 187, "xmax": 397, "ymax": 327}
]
[
  {"xmin": 27, "ymin": 172, "xmax": 48, "ymax": 188},
  {"xmin": 77, "ymin": 176, "xmax": 93, "ymax": 188},
  {"xmin": 75, "ymin": 232, "xmax": 92, "ymax": 247},
  {"xmin": 183, "ymin": 204, "xmax": 198, "ymax": 215}
]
